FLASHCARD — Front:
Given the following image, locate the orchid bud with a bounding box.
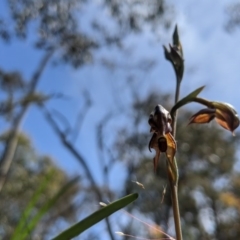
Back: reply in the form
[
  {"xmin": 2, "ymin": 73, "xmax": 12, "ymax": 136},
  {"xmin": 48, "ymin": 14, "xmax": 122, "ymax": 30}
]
[
  {"xmin": 163, "ymin": 25, "xmax": 184, "ymax": 82},
  {"xmin": 212, "ymin": 102, "xmax": 239, "ymax": 134}
]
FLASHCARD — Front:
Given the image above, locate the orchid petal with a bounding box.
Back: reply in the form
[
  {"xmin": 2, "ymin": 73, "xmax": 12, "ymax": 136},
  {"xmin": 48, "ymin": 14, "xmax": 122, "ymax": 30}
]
[
  {"xmin": 189, "ymin": 108, "xmax": 216, "ymax": 125},
  {"xmin": 165, "ymin": 133, "xmax": 177, "ymax": 164}
]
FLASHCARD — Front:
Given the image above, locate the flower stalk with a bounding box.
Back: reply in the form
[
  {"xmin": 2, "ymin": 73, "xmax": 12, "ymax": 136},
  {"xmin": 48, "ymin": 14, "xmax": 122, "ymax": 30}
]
[
  {"xmin": 164, "ymin": 25, "xmax": 183, "ymax": 240},
  {"xmin": 149, "ymin": 25, "xmax": 183, "ymax": 240}
]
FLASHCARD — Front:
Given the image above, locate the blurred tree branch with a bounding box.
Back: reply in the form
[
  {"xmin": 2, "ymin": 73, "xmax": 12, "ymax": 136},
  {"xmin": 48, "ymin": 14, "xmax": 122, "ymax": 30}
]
[
  {"xmin": 40, "ymin": 105, "xmax": 116, "ymax": 240},
  {"xmin": 0, "ymin": 48, "xmax": 55, "ymax": 192},
  {"xmin": 71, "ymin": 91, "xmax": 92, "ymax": 143}
]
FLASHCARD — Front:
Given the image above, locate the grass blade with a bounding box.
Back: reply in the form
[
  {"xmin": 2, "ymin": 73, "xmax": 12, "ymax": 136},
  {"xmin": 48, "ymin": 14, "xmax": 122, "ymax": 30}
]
[{"xmin": 51, "ymin": 193, "xmax": 138, "ymax": 240}]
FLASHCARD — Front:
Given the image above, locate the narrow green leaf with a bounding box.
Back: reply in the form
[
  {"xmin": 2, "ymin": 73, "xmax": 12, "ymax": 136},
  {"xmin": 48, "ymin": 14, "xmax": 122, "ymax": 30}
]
[
  {"xmin": 11, "ymin": 169, "xmax": 55, "ymax": 240},
  {"xmin": 170, "ymin": 86, "xmax": 205, "ymax": 116},
  {"xmin": 16, "ymin": 176, "xmax": 79, "ymax": 240},
  {"xmin": 51, "ymin": 193, "xmax": 138, "ymax": 240}
]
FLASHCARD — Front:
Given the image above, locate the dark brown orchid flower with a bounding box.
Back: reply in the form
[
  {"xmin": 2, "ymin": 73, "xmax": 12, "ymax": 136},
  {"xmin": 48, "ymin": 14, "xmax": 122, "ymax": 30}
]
[
  {"xmin": 189, "ymin": 100, "xmax": 240, "ymax": 135},
  {"xmin": 148, "ymin": 105, "xmax": 177, "ymax": 172}
]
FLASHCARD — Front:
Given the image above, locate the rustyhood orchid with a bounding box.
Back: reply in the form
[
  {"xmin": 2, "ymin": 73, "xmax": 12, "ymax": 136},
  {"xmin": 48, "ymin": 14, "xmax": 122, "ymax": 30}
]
[
  {"xmin": 148, "ymin": 105, "xmax": 177, "ymax": 172},
  {"xmin": 189, "ymin": 98, "xmax": 240, "ymax": 135}
]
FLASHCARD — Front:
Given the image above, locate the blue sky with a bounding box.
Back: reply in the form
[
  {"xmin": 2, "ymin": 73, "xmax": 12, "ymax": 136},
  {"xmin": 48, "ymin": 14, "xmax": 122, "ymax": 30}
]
[
  {"xmin": 1, "ymin": 0, "xmax": 240, "ymax": 238},
  {"xmin": 173, "ymin": 0, "xmax": 240, "ymax": 106}
]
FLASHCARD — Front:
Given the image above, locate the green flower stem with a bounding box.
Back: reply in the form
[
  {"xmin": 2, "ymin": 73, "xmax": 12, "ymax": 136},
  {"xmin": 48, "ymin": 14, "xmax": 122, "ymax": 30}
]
[
  {"xmin": 172, "ymin": 80, "xmax": 181, "ymax": 137},
  {"xmin": 170, "ymin": 180, "xmax": 182, "ymax": 240},
  {"xmin": 167, "ymin": 157, "xmax": 182, "ymax": 240},
  {"xmin": 169, "ymin": 73, "xmax": 182, "ymax": 240},
  {"xmin": 162, "ymin": 24, "xmax": 183, "ymax": 240}
]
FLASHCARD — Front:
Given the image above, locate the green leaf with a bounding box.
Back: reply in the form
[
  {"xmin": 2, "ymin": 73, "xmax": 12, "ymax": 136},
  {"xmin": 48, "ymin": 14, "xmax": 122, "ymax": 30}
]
[
  {"xmin": 51, "ymin": 193, "xmax": 138, "ymax": 240},
  {"xmin": 170, "ymin": 86, "xmax": 205, "ymax": 116},
  {"xmin": 13, "ymin": 176, "xmax": 80, "ymax": 240}
]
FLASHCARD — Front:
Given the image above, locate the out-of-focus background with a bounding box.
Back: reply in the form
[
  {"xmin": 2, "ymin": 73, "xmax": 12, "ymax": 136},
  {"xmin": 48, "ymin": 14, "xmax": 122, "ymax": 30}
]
[{"xmin": 1, "ymin": 0, "xmax": 240, "ymax": 239}]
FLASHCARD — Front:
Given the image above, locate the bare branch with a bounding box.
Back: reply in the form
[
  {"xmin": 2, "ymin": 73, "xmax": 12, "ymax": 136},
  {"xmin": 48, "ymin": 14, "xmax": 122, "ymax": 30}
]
[
  {"xmin": 51, "ymin": 109, "xmax": 72, "ymax": 136},
  {"xmin": 71, "ymin": 91, "xmax": 92, "ymax": 143},
  {"xmin": 40, "ymin": 105, "xmax": 116, "ymax": 240},
  {"xmin": 96, "ymin": 112, "xmax": 113, "ymax": 185}
]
